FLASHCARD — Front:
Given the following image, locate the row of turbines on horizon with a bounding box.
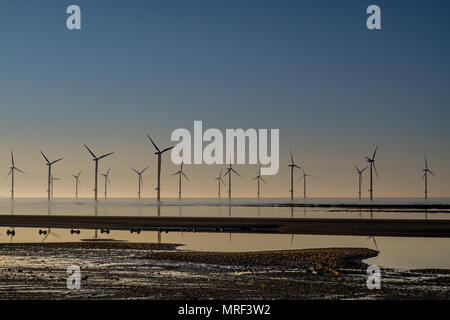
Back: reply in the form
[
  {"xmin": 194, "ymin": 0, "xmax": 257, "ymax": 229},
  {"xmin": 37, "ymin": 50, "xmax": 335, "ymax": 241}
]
[{"xmin": 6, "ymin": 139, "xmax": 437, "ymax": 200}]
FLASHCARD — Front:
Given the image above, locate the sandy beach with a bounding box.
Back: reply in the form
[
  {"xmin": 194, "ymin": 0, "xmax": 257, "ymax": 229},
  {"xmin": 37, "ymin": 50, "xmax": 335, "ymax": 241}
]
[{"xmin": 0, "ymin": 242, "xmax": 449, "ymax": 300}]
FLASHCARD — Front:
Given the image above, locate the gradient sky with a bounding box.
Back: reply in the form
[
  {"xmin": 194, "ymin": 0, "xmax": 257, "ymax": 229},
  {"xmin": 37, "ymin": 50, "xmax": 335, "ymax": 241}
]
[{"xmin": 0, "ymin": 0, "xmax": 449, "ymax": 198}]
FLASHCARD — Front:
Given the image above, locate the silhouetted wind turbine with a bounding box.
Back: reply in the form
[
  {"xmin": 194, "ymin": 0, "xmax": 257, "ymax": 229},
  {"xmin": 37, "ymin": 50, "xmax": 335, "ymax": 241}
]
[
  {"xmin": 365, "ymin": 145, "xmax": 379, "ymax": 200},
  {"xmin": 101, "ymin": 168, "xmax": 111, "ymax": 199},
  {"xmin": 353, "ymin": 165, "xmax": 368, "ymax": 199},
  {"xmin": 132, "ymin": 166, "xmax": 149, "ymax": 199},
  {"xmin": 213, "ymin": 169, "xmax": 226, "ymax": 199},
  {"xmin": 253, "ymin": 166, "xmax": 266, "ymax": 199},
  {"xmin": 84, "ymin": 145, "xmax": 114, "ymax": 201},
  {"xmin": 288, "ymin": 149, "xmax": 302, "ymax": 200},
  {"xmin": 223, "ymin": 164, "xmax": 241, "ymax": 200},
  {"xmin": 300, "ymin": 169, "xmax": 312, "ymax": 199},
  {"xmin": 41, "ymin": 151, "xmax": 63, "ymax": 200},
  {"xmin": 423, "ymin": 156, "xmax": 435, "ymax": 200},
  {"xmin": 50, "ymin": 174, "xmax": 61, "ymax": 198},
  {"xmin": 147, "ymin": 135, "xmax": 174, "ymax": 201},
  {"xmin": 72, "ymin": 171, "xmax": 81, "ymax": 199},
  {"xmin": 173, "ymin": 162, "xmax": 190, "ymax": 199},
  {"xmin": 7, "ymin": 151, "xmax": 25, "ymax": 199}
]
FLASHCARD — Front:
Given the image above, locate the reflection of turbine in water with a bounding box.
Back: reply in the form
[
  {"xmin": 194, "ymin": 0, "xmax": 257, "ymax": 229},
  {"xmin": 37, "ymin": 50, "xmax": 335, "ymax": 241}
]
[
  {"xmin": 7, "ymin": 151, "xmax": 25, "ymax": 199},
  {"xmin": 290, "ymin": 234, "xmax": 294, "ymax": 248},
  {"xmin": 157, "ymin": 204, "xmax": 161, "ymax": 244},
  {"xmin": 84, "ymin": 144, "xmax": 114, "ymax": 201},
  {"xmin": 41, "ymin": 228, "xmax": 61, "ymax": 242},
  {"xmin": 40, "ymin": 151, "xmax": 63, "ymax": 200},
  {"xmin": 366, "ymin": 235, "xmax": 379, "ymax": 251}
]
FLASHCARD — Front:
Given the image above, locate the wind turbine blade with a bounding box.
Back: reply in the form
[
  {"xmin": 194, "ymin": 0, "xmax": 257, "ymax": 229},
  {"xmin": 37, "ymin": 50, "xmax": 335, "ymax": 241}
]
[
  {"xmin": 132, "ymin": 168, "xmax": 140, "ymax": 174},
  {"xmin": 141, "ymin": 166, "xmax": 149, "ymax": 173},
  {"xmin": 78, "ymin": 170, "xmax": 82, "ymax": 177},
  {"xmin": 161, "ymin": 146, "xmax": 175, "ymax": 153},
  {"xmin": 180, "ymin": 162, "xmax": 184, "ymax": 172},
  {"xmin": 219, "ymin": 169, "xmax": 223, "ymax": 177},
  {"xmin": 223, "ymin": 170, "xmax": 229, "ymax": 177},
  {"xmin": 252, "ymin": 176, "xmax": 258, "ymax": 181},
  {"xmin": 373, "ymin": 163, "xmax": 379, "ymax": 179},
  {"xmin": 15, "ymin": 168, "xmax": 25, "ymax": 174},
  {"xmin": 6, "ymin": 169, "xmax": 12, "ymax": 177},
  {"xmin": 290, "ymin": 149, "xmax": 294, "ymax": 164},
  {"xmin": 106, "ymin": 167, "xmax": 111, "ymax": 175},
  {"xmin": 11, "ymin": 151, "xmax": 14, "ymax": 167},
  {"xmin": 361, "ymin": 166, "xmax": 368, "ymax": 173},
  {"xmin": 425, "ymin": 155, "xmax": 428, "ymax": 170},
  {"xmin": 260, "ymin": 177, "xmax": 267, "ymax": 183},
  {"xmin": 221, "ymin": 178, "xmax": 226, "ymax": 185},
  {"xmin": 353, "ymin": 164, "xmax": 360, "ymax": 172},
  {"xmin": 40, "ymin": 151, "xmax": 50, "ymax": 164},
  {"xmin": 231, "ymin": 168, "xmax": 241, "ymax": 177},
  {"xmin": 428, "ymin": 170, "xmax": 436, "ymax": 176},
  {"xmin": 84, "ymin": 144, "xmax": 97, "ymax": 158},
  {"xmin": 172, "ymin": 172, "xmax": 178, "ymax": 176},
  {"xmin": 372, "ymin": 145, "xmax": 378, "ymax": 159},
  {"xmin": 147, "ymin": 135, "xmax": 160, "ymax": 152},
  {"xmin": 98, "ymin": 152, "xmax": 114, "ymax": 160},
  {"xmin": 182, "ymin": 172, "xmax": 190, "ymax": 182},
  {"xmin": 294, "ymin": 164, "xmax": 302, "ymax": 170},
  {"xmin": 51, "ymin": 158, "xmax": 64, "ymax": 165}
]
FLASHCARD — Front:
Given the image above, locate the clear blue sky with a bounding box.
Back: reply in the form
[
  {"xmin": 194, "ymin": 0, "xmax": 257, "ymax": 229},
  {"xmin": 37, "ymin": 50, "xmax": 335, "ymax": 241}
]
[{"xmin": 0, "ymin": 0, "xmax": 449, "ymax": 198}]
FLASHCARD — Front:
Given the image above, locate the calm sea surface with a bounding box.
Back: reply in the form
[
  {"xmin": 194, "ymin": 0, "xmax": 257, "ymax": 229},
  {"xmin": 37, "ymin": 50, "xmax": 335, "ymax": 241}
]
[{"xmin": 1, "ymin": 198, "xmax": 449, "ymax": 269}]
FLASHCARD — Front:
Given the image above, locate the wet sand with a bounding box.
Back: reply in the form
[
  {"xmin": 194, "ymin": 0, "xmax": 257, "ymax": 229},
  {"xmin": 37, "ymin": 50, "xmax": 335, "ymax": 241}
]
[{"xmin": 0, "ymin": 242, "xmax": 449, "ymax": 300}]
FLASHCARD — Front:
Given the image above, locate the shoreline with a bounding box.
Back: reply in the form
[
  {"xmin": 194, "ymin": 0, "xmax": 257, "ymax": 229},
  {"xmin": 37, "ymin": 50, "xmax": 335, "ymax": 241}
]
[{"xmin": 0, "ymin": 242, "xmax": 449, "ymax": 299}]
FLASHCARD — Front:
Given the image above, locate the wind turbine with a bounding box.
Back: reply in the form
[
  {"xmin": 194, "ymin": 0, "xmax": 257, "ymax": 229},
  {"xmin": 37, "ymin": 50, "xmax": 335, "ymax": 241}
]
[
  {"xmin": 101, "ymin": 168, "xmax": 111, "ymax": 199},
  {"xmin": 288, "ymin": 149, "xmax": 302, "ymax": 200},
  {"xmin": 423, "ymin": 156, "xmax": 435, "ymax": 200},
  {"xmin": 7, "ymin": 151, "xmax": 25, "ymax": 199},
  {"xmin": 132, "ymin": 166, "xmax": 149, "ymax": 199},
  {"xmin": 147, "ymin": 135, "xmax": 174, "ymax": 201},
  {"xmin": 173, "ymin": 162, "xmax": 190, "ymax": 199},
  {"xmin": 252, "ymin": 166, "xmax": 266, "ymax": 199},
  {"xmin": 353, "ymin": 165, "xmax": 368, "ymax": 199},
  {"xmin": 365, "ymin": 145, "xmax": 379, "ymax": 201},
  {"xmin": 50, "ymin": 174, "xmax": 61, "ymax": 198},
  {"xmin": 300, "ymin": 169, "xmax": 312, "ymax": 199},
  {"xmin": 223, "ymin": 164, "xmax": 241, "ymax": 200},
  {"xmin": 41, "ymin": 151, "xmax": 63, "ymax": 200},
  {"xmin": 72, "ymin": 171, "xmax": 82, "ymax": 199},
  {"xmin": 84, "ymin": 145, "xmax": 114, "ymax": 200},
  {"xmin": 213, "ymin": 169, "xmax": 226, "ymax": 199}
]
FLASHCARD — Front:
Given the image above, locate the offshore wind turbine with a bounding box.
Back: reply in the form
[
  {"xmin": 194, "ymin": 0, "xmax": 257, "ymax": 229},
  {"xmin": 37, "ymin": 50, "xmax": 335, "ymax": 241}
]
[
  {"xmin": 101, "ymin": 168, "xmax": 111, "ymax": 199},
  {"xmin": 353, "ymin": 165, "xmax": 368, "ymax": 199},
  {"xmin": 50, "ymin": 174, "xmax": 61, "ymax": 198},
  {"xmin": 41, "ymin": 151, "xmax": 63, "ymax": 200},
  {"xmin": 72, "ymin": 171, "xmax": 82, "ymax": 199},
  {"xmin": 132, "ymin": 166, "xmax": 149, "ymax": 199},
  {"xmin": 288, "ymin": 149, "xmax": 302, "ymax": 200},
  {"xmin": 252, "ymin": 167, "xmax": 266, "ymax": 199},
  {"xmin": 84, "ymin": 145, "xmax": 114, "ymax": 200},
  {"xmin": 423, "ymin": 156, "xmax": 435, "ymax": 200},
  {"xmin": 173, "ymin": 162, "xmax": 190, "ymax": 199},
  {"xmin": 223, "ymin": 163, "xmax": 241, "ymax": 200},
  {"xmin": 213, "ymin": 169, "xmax": 226, "ymax": 199},
  {"xmin": 7, "ymin": 151, "xmax": 25, "ymax": 199},
  {"xmin": 365, "ymin": 145, "xmax": 379, "ymax": 201},
  {"xmin": 147, "ymin": 135, "xmax": 174, "ymax": 201},
  {"xmin": 300, "ymin": 169, "xmax": 312, "ymax": 199}
]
